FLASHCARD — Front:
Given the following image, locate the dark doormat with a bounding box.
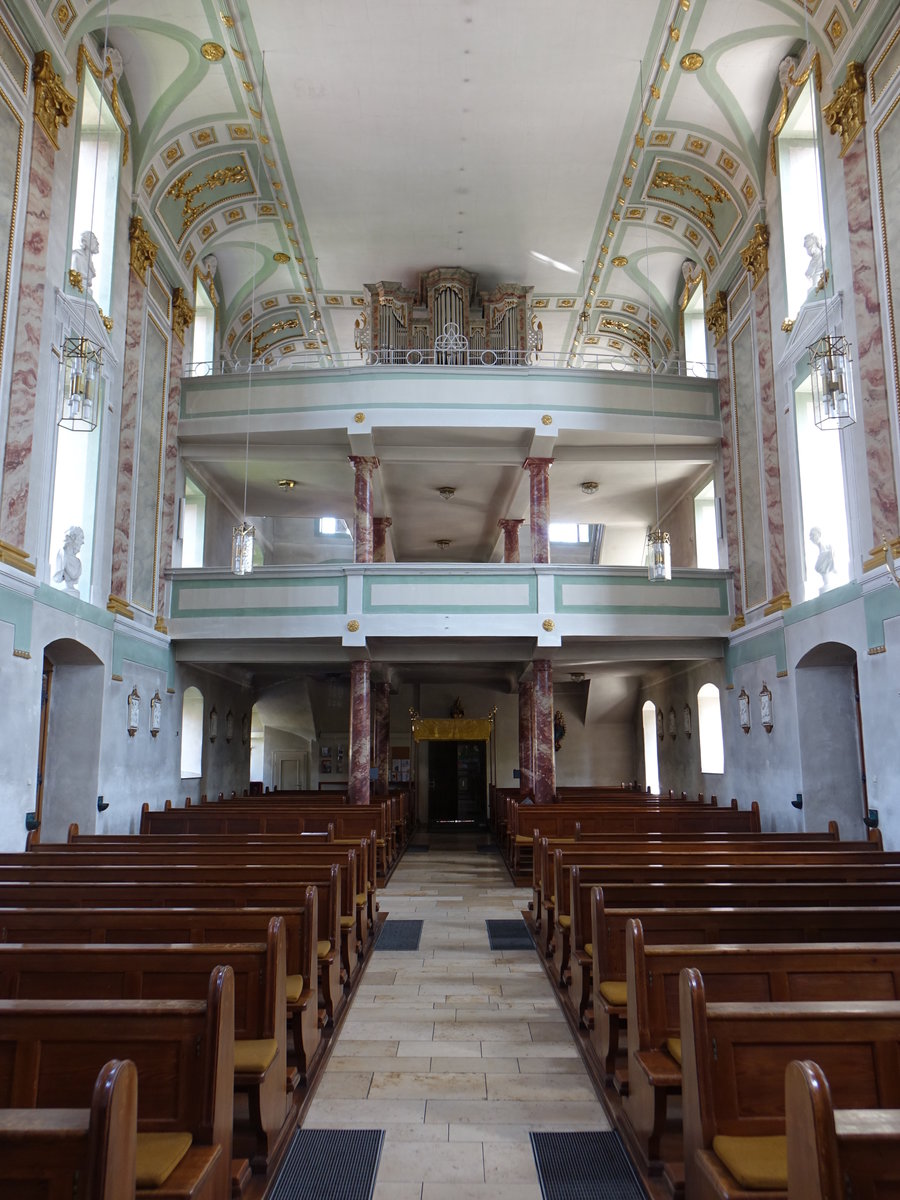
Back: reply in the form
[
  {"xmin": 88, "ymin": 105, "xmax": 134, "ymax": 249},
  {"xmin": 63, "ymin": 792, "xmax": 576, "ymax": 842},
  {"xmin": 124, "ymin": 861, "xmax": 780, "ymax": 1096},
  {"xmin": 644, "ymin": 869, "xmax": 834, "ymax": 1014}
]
[
  {"xmin": 476, "ymin": 843, "xmax": 499, "ymax": 853},
  {"xmin": 485, "ymin": 918, "xmax": 535, "ymax": 950},
  {"xmin": 530, "ymin": 1130, "xmax": 649, "ymax": 1200},
  {"xmin": 375, "ymin": 919, "xmax": 424, "ymax": 951},
  {"xmin": 267, "ymin": 1128, "xmax": 385, "ymax": 1200},
  {"xmin": 405, "ymin": 844, "xmax": 430, "ymax": 852}
]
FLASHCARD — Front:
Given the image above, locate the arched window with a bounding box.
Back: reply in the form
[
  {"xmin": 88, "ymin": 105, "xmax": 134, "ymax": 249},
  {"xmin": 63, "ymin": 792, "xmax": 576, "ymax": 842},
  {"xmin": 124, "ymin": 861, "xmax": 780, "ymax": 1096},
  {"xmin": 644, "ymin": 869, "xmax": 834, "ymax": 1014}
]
[
  {"xmin": 642, "ymin": 701, "xmax": 660, "ymax": 794},
  {"xmin": 181, "ymin": 686, "xmax": 204, "ymax": 778},
  {"xmin": 697, "ymin": 683, "xmax": 725, "ymax": 774}
]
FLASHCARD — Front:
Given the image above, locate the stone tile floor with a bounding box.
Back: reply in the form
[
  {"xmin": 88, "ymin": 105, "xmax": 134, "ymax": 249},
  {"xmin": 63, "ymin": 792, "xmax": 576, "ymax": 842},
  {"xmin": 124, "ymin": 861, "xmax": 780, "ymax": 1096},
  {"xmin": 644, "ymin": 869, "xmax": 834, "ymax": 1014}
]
[{"xmin": 301, "ymin": 832, "xmax": 611, "ymax": 1199}]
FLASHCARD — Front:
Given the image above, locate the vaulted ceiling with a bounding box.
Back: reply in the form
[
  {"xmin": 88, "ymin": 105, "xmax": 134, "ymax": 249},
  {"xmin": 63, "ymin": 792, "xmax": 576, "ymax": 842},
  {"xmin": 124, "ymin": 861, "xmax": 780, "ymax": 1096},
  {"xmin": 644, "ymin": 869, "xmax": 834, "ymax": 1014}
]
[{"xmin": 32, "ymin": 0, "xmax": 877, "ymax": 367}]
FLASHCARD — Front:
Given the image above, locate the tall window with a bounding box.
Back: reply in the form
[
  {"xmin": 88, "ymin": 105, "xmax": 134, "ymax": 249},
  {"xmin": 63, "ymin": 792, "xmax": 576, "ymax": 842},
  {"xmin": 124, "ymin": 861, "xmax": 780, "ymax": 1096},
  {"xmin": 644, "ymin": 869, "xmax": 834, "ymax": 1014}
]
[
  {"xmin": 48, "ymin": 396, "xmax": 103, "ymax": 599},
  {"xmin": 794, "ymin": 370, "xmax": 850, "ymax": 599},
  {"xmin": 641, "ymin": 701, "xmax": 660, "ymax": 794},
  {"xmin": 549, "ymin": 523, "xmax": 591, "ymax": 543},
  {"xmin": 191, "ymin": 276, "xmax": 216, "ymax": 375},
  {"xmin": 181, "ymin": 476, "xmax": 206, "ymax": 568},
  {"xmin": 70, "ymin": 70, "xmax": 121, "ymax": 315},
  {"xmin": 693, "ymin": 479, "xmax": 719, "ymax": 568},
  {"xmin": 317, "ymin": 517, "xmax": 352, "ymax": 537},
  {"xmin": 697, "ymin": 683, "xmax": 724, "ymax": 774},
  {"xmin": 181, "ymin": 687, "xmax": 204, "ymax": 778},
  {"xmin": 683, "ymin": 278, "xmax": 709, "ymax": 377},
  {"xmin": 778, "ymin": 77, "xmax": 827, "ymax": 318}
]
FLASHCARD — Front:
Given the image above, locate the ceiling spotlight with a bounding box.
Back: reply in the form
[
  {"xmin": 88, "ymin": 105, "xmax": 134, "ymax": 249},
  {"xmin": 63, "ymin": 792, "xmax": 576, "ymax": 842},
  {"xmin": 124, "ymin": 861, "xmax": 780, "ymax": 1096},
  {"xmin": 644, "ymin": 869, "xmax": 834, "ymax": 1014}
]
[
  {"xmin": 435, "ymin": 539, "xmax": 452, "ymax": 550},
  {"xmin": 437, "ymin": 486, "xmax": 456, "ymax": 500},
  {"xmin": 276, "ymin": 479, "xmax": 296, "ymax": 490},
  {"xmin": 569, "ymin": 672, "xmax": 586, "ymax": 683},
  {"xmin": 581, "ymin": 481, "xmax": 600, "ymax": 495}
]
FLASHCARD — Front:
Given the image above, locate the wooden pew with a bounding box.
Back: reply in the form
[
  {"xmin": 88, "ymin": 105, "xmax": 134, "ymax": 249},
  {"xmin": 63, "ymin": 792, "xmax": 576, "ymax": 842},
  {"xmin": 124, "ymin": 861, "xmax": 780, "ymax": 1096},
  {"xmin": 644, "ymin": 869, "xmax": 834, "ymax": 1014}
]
[
  {"xmin": 0, "ymin": 904, "xmax": 321, "ymax": 1080},
  {"xmin": 588, "ymin": 893, "xmax": 900, "ymax": 1087},
  {"xmin": 0, "ymin": 1058, "xmax": 137, "ymax": 1200},
  {"xmin": 0, "ymin": 965, "xmax": 234, "ymax": 1200},
  {"xmin": 562, "ymin": 862, "xmax": 900, "ymax": 1013},
  {"xmin": 0, "ymin": 870, "xmax": 344, "ymax": 1024},
  {"xmin": 61, "ymin": 831, "xmax": 378, "ymax": 942},
  {"xmin": 623, "ymin": 924, "xmax": 900, "ymax": 1173},
  {"xmin": 785, "ymin": 1059, "xmax": 900, "ymax": 1200},
  {"xmin": 679, "ymin": 968, "xmax": 900, "ymax": 1200},
  {"xmin": 0, "ymin": 925, "xmax": 292, "ymax": 1174}
]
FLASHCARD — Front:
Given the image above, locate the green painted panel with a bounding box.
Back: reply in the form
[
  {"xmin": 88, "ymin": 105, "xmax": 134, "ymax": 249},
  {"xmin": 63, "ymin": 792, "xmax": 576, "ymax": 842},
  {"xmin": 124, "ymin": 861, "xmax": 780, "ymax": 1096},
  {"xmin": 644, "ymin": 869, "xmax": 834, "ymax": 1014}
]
[
  {"xmin": 171, "ymin": 574, "xmax": 347, "ymax": 618},
  {"xmin": 864, "ymin": 583, "xmax": 900, "ymax": 651},
  {"xmin": 0, "ymin": 582, "xmax": 34, "ymax": 654},
  {"xmin": 725, "ymin": 627, "xmax": 787, "ymax": 684},
  {"xmin": 363, "ymin": 574, "xmax": 537, "ymax": 613},
  {"xmin": 112, "ymin": 629, "xmax": 176, "ymax": 690},
  {"xmin": 155, "ymin": 150, "xmax": 258, "ymax": 247},
  {"xmin": 554, "ymin": 573, "xmax": 729, "ymax": 616},
  {"xmin": 782, "ymin": 581, "xmax": 862, "ymax": 625}
]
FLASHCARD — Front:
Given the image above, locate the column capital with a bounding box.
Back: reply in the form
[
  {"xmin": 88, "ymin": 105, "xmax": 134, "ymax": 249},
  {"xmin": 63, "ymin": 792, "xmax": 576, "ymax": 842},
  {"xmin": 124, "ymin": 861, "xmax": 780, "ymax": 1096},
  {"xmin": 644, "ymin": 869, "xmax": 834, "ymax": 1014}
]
[
  {"xmin": 498, "ymin": 518, "xmax": 524, "ymax": 529},
  {"xmin": 171, "ymin": 287, "xmax": 195, "ymax": 345},
  {"xmin": 740, "ymin": 223, "xmax": 769, "ymax": 289},
  {"xmin": 705, "ymin": 290, "xmax": 728, "ymax": 345},
  {"xmin": 824, "ymin": 62, "xmax": 866, "ymax": 157},
  {"xmin": 523, "ymin": 457, "xmax": 554, "ymax": 473},
  {"xmin": 349, "ymin": 455, "xmax": 380, "ymax": 475},
  {"xmin": 129, "ymin": 215, "xmax": 158, "ymax": 283},
  {"xmin": 32, "ymin": 50, "xmax": 75, "ymax": 150},
  {"xmin": 374, "ymin": 516, "xmax": 392, "ymax": 528}
]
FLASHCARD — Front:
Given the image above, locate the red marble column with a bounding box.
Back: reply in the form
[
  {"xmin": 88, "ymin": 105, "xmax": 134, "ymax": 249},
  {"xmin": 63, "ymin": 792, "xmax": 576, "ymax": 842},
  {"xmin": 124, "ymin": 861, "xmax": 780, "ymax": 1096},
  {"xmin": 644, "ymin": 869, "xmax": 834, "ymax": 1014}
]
[
  {"xmin": 348, "ymin": 659, "xmax": 372, "ymax": 805},
  {"xmin": 373, "ymin": 680, "xmax": 391, "ymax": 794},
  {"xmin": 109, "ymin": 266, "xmax": 148, "ymax": 604},
  {"xmin": 373, "ymin": 516, "xmax": 392, "ymax": 563},
  {"xmin": 532, "ymin": 660, "xmax": 555, "ymax": 804},
  {"xmin": 0, "ymin": 123, "xmax": 57, "ymax": 557},
  {"xmin": 518, "ymin": 680, "xmax": 535, "ymax": 797},
  {"xmin": 716, "ymin": 337, "xmax": 744, "ymax": 625},
  {"xmin": 753, "ymin": 273, "xmax": 788, "ymax": 603},
  {"xmin": 498, "ymin": 518, "xmax": 524, "ymax": 563},
  {"xmin": 524, "ymin": 458, "xmax": 553, "ymax": 564},
  {"xmin": 350, "ymin": 456, "xmax": 379, "ymax": 564},
  {"xmin": 841, "ymin": 134, "xmax": 900, "ymax": 551},
  {"xmin": 155, "ymin": 323, "xmax": 186, "ymax": 628}
]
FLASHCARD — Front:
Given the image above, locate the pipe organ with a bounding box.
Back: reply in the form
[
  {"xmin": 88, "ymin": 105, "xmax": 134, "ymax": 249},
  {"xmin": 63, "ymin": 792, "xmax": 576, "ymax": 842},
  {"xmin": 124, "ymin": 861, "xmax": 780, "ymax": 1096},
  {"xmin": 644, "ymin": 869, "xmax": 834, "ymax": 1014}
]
[{"xmin": 362, "ymin": 268, "xmax": 537, "ymax": 364}]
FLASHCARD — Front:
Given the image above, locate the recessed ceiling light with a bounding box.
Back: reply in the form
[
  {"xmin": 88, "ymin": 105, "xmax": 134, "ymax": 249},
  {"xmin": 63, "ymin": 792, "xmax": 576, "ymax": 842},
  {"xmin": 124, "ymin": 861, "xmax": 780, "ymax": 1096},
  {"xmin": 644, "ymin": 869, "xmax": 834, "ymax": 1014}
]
[
  {"xmin": 276, "ymin": 479, "xmax": 296, "ymax": 490},
  {"xmin": 437, "ymin": 486, "xmax": 456, "ymax": 500},
  {"xmin": 530, "ymin": 251, "xmax": 579, "ymax": 274},
  {"xmin": 569, "ymin": 672, "xmax": 586, "ymax": 683},
  {"xmin": 581, "ymin": 481, "xmax": 599, "ymax": 495}
]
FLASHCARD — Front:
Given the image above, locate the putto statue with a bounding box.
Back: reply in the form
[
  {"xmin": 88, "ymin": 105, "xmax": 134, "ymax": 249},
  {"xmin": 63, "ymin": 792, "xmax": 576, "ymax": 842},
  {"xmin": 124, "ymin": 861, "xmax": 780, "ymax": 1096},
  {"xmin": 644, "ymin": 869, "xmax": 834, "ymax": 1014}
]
[
  {"xmin": 809, "ymin": 526, "xmax": 834, "ymax": 592},
  {"xmin": 53, "ymin": 525, "xmax": 85, "ymax": 594},
  {"xmin": 803, "ymin": 233, "xmax": 825, "ymax": 289}
]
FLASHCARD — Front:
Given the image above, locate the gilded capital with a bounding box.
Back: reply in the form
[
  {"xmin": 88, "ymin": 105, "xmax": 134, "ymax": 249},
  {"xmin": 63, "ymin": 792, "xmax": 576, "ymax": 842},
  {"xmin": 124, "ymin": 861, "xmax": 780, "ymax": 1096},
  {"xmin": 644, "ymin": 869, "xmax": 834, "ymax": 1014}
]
[
  {"xmin": 824, "ymin": 62, "xmax": 866, "ymax": 157},
  {"xmin": 705, "ymin": 290, "xmax": 728, "ymax": 345},
  {"xmin": 32, "ymin": 50, "xmax": 75, "ymax": 150},
  {"xmin": 740, "ymin": 222, "xmax": 770, "ymax": 289},
  {"xmin": 171, "ymin": 287, "xmax": 195, "ymax": 345},
  {"xmin": 129, "ymin": 215, "xmax": 158, "ymax": 283}
]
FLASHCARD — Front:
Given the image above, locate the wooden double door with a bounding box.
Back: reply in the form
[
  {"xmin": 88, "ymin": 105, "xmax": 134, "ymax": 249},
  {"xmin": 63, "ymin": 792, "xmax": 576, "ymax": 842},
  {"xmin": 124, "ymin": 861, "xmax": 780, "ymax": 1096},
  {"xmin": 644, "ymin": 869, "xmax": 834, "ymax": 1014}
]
[{"xmin": 427, "ymin": 740, "xmax": 487, "ymax": 825}]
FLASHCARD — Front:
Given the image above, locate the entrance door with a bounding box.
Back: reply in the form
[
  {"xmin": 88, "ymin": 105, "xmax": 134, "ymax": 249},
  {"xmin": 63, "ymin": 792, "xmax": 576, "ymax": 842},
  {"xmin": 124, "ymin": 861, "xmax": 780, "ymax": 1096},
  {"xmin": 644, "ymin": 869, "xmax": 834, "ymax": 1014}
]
[{"xmin": 427, "ymin": 740, "xmax": 487, "ymax": 825}]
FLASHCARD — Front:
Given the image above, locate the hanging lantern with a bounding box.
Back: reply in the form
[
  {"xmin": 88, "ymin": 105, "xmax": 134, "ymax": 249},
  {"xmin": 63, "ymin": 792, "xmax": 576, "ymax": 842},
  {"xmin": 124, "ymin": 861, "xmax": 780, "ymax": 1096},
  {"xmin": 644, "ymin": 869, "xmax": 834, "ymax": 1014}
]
[
  {"xmin": 60, "ymin": 336, "xmax": 102, "ymax": 431},
  {"xmin": 232, "ymin": 521, "xmax": 255, "ymax": 575},
  {"xmin": 648, "ymin": 528, "xmax": 671, "ymax": 581},
  {"xmin": 808, "ymin": 334, "xmax": 855, "ymax": 430}
]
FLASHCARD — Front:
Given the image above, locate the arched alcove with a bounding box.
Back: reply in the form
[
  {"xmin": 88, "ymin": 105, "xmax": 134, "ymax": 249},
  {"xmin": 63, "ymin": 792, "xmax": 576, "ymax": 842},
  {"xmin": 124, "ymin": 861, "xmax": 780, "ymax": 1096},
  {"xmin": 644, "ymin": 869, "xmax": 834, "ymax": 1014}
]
[
  {"xmin": 697, "ymin": 683, "xmax": 725, "ymax": 775},
  {"xmin": 795, "ymin": 642, "xmax": 866, "ymax": 837},
  {"xmin": 38, "ymin": 639, "xmax": 104, "ymax": 843}
]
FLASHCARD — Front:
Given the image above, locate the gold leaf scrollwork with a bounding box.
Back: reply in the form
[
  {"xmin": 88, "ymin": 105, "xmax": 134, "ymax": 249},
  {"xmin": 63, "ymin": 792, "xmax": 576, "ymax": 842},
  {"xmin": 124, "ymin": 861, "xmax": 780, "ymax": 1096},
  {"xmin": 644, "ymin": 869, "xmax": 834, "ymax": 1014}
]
[
  {"xmin": 252, "ymin": 317, "xmax": 299, "ymax": 357},
  {"xmin": 76, "ymin": 44, "xmax": 130, "ymax": 165},
  {"xmin": 599, "ymin": 317, "xmax": 650, "ymax": 357},
  {"xmin": 823, "ymin": 62, "xmax": 866, "ymax": 158},
  {"xmin": 740, "ymin": 223, "xmax": 769, "ymax": 289},
  {"xmin": 68, "ymin": 269, "xmax": 84, "ymax": 293},
  {"xmin": 171, "ymin": 287, "xmax": 195, "ymax": 345},
  {"xmin": 167, "ymin": 163, "xmax": 251, "ymax": 237},
  {"xmin": 129, "ymin": 215, "xmax": 158, "ymax": 283},
  {"xmin": 705, "ymin": 290, "xmax": 728, "ymax": 344},
  {"xmin": 770, "ymin": 52, "xmax": 822, "ymax": 175},
  {"xmin": 32, "ymin": 50, "xmax": 75, "ymax": 150},
  {"xmin": 650, "ymin": 168, "xmax": 728, "ymax": 234}
]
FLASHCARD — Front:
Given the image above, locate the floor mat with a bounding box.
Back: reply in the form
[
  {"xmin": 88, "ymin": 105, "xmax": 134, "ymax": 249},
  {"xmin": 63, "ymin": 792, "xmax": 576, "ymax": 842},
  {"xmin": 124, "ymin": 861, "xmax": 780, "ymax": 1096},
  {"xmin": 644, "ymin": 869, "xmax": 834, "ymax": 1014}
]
[
  {"xmin": 476, "ymin": 843, "xmax": 499, "ymax": 853},
  {"xmin": 267, "ymin": 1128, "xmax": 385, "ymax": 1200},
  {"xmin": 485, "ymin": 918, "xmax": 535, "ymax": 950},
  {"xmin": 375, "ymin": 919, "xmax": 424, "ymax": 951},
  {"xmin": 404, "ymin": 844, "xmax": 430, "ymax": 852},
  {"xmin": 530, "ymin": 1130, "xmax": 648, "ymax": 1200}
]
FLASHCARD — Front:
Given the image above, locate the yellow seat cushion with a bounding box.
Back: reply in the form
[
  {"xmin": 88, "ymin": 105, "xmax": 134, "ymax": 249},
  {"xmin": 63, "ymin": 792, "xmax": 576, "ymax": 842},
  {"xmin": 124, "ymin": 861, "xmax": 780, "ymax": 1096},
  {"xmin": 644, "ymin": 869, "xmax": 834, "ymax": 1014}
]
[
  {"xmin": 341, "ymin": 915, "xmax": 355, "ymax": 929},
  {"xmin": 557, "ymin": 914, "xmax": 571, "ymax": 929},
  {"xmin": 317, "ymin": 939, "xmax": 332, "ymax": 959},
  {"xmin": 666, "ymin": 1037, "xmax": 682, "ymax": 1064},
  {"xmin": 285, "ymin": 974, "xmax": 304, "ymax": 1003},
  {"xmin": 598, "ymin": 980, "xmax": 628, "ymax": 1006},
  {"xmin": 584, "ymin": 943, "xmax": 593, "ymax": 956},
  {"xmin": 135, "ymin": 1131, "xmax": 193, "ymax": 1188},
  {"xmin": 234, "ymin": 1038, "xmax": 278, "ymax": 1075},
  {"xmin": 712, "ymin": 1135, "xmax": 788, "ymax": 1190},
  {"xmin": 356, "ymin": 892, "xmax": 367, "ymax": 906},
  {"xmin": 515, "ymin": 834, "xmax": 532, "ymax": 844}
]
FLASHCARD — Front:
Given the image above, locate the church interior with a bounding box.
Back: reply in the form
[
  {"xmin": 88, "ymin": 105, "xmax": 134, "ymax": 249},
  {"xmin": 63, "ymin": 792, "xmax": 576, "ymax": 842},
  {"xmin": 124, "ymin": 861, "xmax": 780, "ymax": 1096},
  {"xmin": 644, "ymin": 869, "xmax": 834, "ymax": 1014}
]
[{"xmin": 2, "ymin": 0, "xmax": 900, "ymax": 1196}]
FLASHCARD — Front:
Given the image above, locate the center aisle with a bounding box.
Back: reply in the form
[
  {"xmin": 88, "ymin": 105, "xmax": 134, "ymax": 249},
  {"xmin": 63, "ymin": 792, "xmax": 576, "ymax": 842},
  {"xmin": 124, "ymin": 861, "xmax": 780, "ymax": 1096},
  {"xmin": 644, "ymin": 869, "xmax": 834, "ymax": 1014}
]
[{"xmin": 301, "ymin": 833, "xmax": 611, "ymax": 1199}]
